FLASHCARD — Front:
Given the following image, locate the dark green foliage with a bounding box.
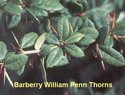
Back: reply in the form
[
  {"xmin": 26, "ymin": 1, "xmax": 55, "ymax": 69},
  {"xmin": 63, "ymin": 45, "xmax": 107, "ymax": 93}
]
[
  {"xmin": 0, "ymin": 41, "xmax": 7, "ymax": 61},
  {"xmin": 0, "ymin": 1, "xmax": 125, "ymax": 92}
]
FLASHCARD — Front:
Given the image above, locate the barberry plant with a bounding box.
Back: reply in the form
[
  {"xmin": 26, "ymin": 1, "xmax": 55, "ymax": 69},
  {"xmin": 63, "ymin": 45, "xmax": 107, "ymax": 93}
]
[{"xmin": 0, "ymin": 0, "xmax": 125, "ymax": 89}]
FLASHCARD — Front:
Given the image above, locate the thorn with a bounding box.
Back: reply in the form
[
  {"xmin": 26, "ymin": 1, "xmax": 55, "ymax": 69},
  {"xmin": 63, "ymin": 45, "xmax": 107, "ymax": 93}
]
[
  {"xmin": 64, "ymin": 48, "xmax": 67, "ymax": 58},
  {"xmin": 113, "ymin": 34, "xmax": 120, "ymax": 42},
  {"xmin": 42, "ymin": 58, "xmax": 45, "ymax": 66},
  {"xmin": 101, "ymin": 60, "xmax": 105, "ymax": 70},
  {"xmin": 10, "ymin": 43, "xmax": 15, "ymax": 48},
  {"xmin": 5, "ymin": 70, "xmax": 14, "ymax": 87},
  {"xmin": 51, "ymin": 26, "xmax": 58, "ymax": 35},
  {"xmin": 49, "ymin": 11, "xmax": 54, "ymax": 13},
  {"xmin": 120, "ymin": 49, "xmax": 123, "ymax": 55},
  {"xmin": 25, "ymin": 14, "xmax": 28, "ymax": 29},
  {"xmin": 98, "ymin": 48, "xmax": 103, "ymax": 59},
  {"xmin": 96, "ymin": 43, "xmax": 98, "ymax": 54},
  {"xmin": 51, "ymin": 45, "xmax": 58, "ymax": 50},
  {"xmin": 11, "ymin": 31, "xmax": 21, "ymax": 48},
  {"xmin": 69, "ymin": 20, "xmax": 74, "ymax": 34},
  {"xmin": 47, "ymin": 19, "xmax": 51, "ymax": 25},
  {"xmin": 3, "ymin": 67, "xmax": 6, "ymax": 84},
  {"xmin": 29, "ymin": 2, "xmax": 34, "ymax": 7},
  {"xmin": 0, "ymin": 65, "xmax": 3, "ymax": 75},
  {"xmin": 112, "ymin": 10, "xmax": 116, "ymax": 30}
]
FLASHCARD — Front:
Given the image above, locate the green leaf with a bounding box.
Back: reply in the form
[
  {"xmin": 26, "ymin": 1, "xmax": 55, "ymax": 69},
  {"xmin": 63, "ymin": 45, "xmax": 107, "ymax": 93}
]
[
  {"xmin": 96, "ymin": 26, "xmax": 109, "ymax": 44},
  {"xmin": 104, "ymin": 36, "xmax": 114, "ymax": 47},
  {"xmin": 69, "ymin": 17, "xmax": 82, "ymax": 33},
  {"xmin": 112, "ymin": 19, "xmax": 125, "ymax": 36},
  {"xmin": 45, "ymin": 22, "xmax": 52, "ymax": 33},
  {"xmin": 26, "ymin": 8, "xmax": 40, "ymax": 23},
  {"xmin": 35, "ymin": 33, "xmax": 46, "ymax": 50},
  {"xmin": 7, "ymin": 15, "xmax": 21, "ymax": 28},
  {"xmin": 99, "ymin": 45, "xmax": 125, "ymax": 66},
  {"xmin": 34, "ymin": 0, "xmax": 64, "ymax": 11},
  {"xmin": 40, "ymin": 44, "xmax": 52, "ymax": 56},
  {"xmin": 65, "ymin": 32, "xmax": 84, "ymax": 44},
  {"xmin": 78, "ymin": 27, "xmax": 99, "ymax": 46},
  {"xmin": 65, "ymin": 44, "xmax": 84, "ymax": 58},
  {"xmin": 5, "ymin": 54, "xmax": 28, "ymax": 71},
  {"xmin": 79, "ymin": 0, "xmax": 89, "ymax": 12},
  {"xmin": 47, "ymin": 47, "xmax": 67, "ymax": 68},
  {"xmin": 0, "ymin": 41, "xmax": 7, "ymax": 61},
  {"xmin": 21, "ymin": 32, "xmax": 38, "ymax": 49},
  {"xmin": 40, "ymin": 59, "xmax": 47, "ymax": 82},
  {"xmin": 66, "ymin": 1, "xmax": 83, "ymax": 13},
  {"xmin": 15, "ymin": 65, "xmax": 25, "ymax": 76},
  {"xmin": 28, "ymin": 7, "xmax": 48, "ymax": 17},
  {"xmin": 85, "ymin": 7, "xmax": 112, "ymax": 28},
  {"xmin": 4, "ymin": 52, "xmax": 15, "ymax": 62},
  {"xmin": 46, "ymin": 33, "xmax": 59, "ymax": 44},
  {"xmin": 4, "ymin": 3, "xmax": 22, "ymax": 15},
  {"xmin": 55, "ymin": 56, "xmax": 68, "ymax": 67},
  {"xmin": 81, "ymin": 18, "xmax": 95, "ymax": 28},
  {"xmin": 57, "ymin": 16, "xmax": 69, "ymax": 41},
  {"xmin": 25, "ymin": 0, "xmax": 43, "ymax": 6}
]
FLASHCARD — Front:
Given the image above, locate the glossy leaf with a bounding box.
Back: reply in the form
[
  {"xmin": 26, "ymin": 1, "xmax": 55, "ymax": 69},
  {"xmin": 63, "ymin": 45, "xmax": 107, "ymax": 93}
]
[
  {"xmin": 35, "ymin": 33, "xmax": 46, "ymax": 50},
  {"xmin": 81, "ymin": 18, "xmax": 95, "ymax": 28},
  {"xmin": 26, "ymin": 8, "xmax": 40, "ymax": 23},
  {"xmin": 4, "ymin": 3, "xmax": 22, "ymax": 15},
  {"xmin": 7, "ymin": 15, "xmax": 21, "ymax": 28},
  {"xmin": 96, "ymin": 26, "xmax": 109, "ymax": 44},
  {"xmin": 40, "ymin": 59, "xmax": 47, "ymax": 82},
  {"xmin": 104, "ymin": 36, "xmax": 114, "ymax": 47},
  {"xmin": 99, "ymin": 45, "xmax": 125, "ymax": 66},
  {"xmin": 65, "ymin": 44, "xmax": 84, "ymax": 58},
  {"xmin": 46, "ymin": 33, "xmax": 59, "ymax": 44},
  {"xmin": 25, "ymin": 0, "xmax": 43, "ymax": 6},
  {"xmin": 47, "ymin": 47, "xmax": 66, "ymax": 68},
  {"xmin": 0, "ymin": 41, "xmax": 7, "ymax": 61},
  {"xmin": 78, "ymin": 27, "xmax": 99, "ymax": 46},
  {"xmin": 28, "ymin": 7, "xmax": 48, "ymax": 17},
  {"xmin": 65, "ymin": 32, "xmax": 84, "ymax": 44},
  {"xmin": 5, "ymin": 54, "xmax": 28, "ymax": 71},
  {"xmin": 55, "ymin": 56, "xmax": 68, "ymax": 67},
  {"xmin": 45, "ymin": 22, "xmax": 52, "ymax": 33},
  {"xmin": 85, "ymin": 7, "xmax": 112, "ymax": 28},
  {"xmin": 21, "ymin": 32, "xmax": 38, "ymax": 49},
  {"xmin": 57, "ymin": 16, "xmax": 69, "ymax": 41},
  {"xmin": 40, "ymin": 44, "xmax": 52, "ymax": 56},
  {"xmin": 112, "ymin": 19, "xmax": 125, "ymax": 36},
  {"xmin": 66, "ymin": 1, "xmax": 83, "ymax": 13},
  {"xmin": 34, "ymin": 0, "xmax": 64, "ymax": 11},
  {"xmin": 69, "ymin": 17, "xmax": 82, "ymax": 33},
  {"xmin": 15, "ymin": 66, "xmax": 25, "ymax": 76},
  {"xmin": 80, "ymin": 0, "xmax": 89, "ymax": 12}
]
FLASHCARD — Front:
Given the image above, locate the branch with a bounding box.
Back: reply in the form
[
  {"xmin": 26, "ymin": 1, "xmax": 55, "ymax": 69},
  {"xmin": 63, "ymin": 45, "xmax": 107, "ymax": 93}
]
[
  {"xmin": 117, "ymin": 36, "xmax": 125, "ymax": 39},
  {"xmin": 20, "ymin": 50, "xmax": 41, "ymax": 55}
]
